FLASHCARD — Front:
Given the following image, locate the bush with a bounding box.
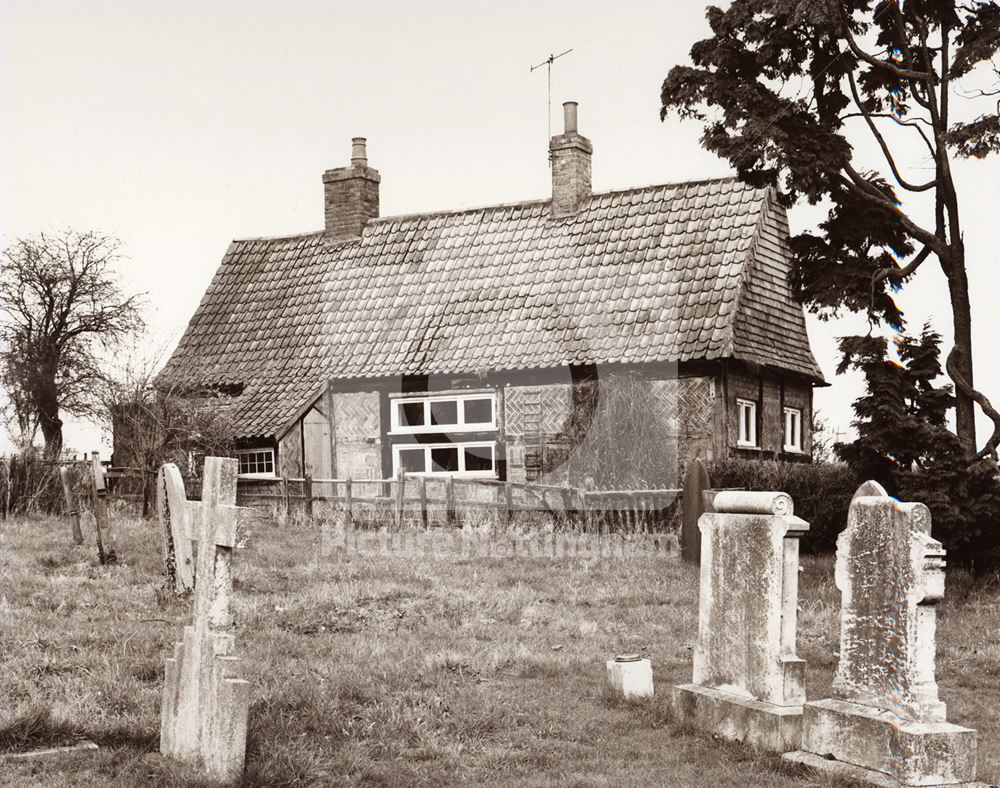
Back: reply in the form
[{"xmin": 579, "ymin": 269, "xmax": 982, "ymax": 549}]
[
  {"xmin": 0, "ymin": 450, "xmax": 64, "ymax": 516},
  {"xmin": 705, "ymin": 459, "xmax": 859, "ymax": 554}
]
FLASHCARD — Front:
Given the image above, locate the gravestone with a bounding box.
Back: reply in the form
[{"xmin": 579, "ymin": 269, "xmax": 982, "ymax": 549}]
[
  {"xmin": 680, "ymin": 459, "xmax": 710, "ymax": 564},
  {"xmin": 784, "ymin": 481, "xmax": 982, "ymax": 787},
  {"xmin": 673, "ymin": 490, "xmax": 809, "ymax": 751},
  {"xmin": 160, "ymin": 457, "xmax": 250, "ymax": 782},
  {"xmin": 157, "ymin": 463, "xmax": 195, "ymax": 594}
]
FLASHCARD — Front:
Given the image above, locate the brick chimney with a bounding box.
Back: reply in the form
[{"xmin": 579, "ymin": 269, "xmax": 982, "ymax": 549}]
[
  {"xmin": 549, "ymin": 102, "xmax": 592, "ymax": 218},
  {"xmin": 322, "ymin": 137, "xmax": 380, "ymax": 242}
]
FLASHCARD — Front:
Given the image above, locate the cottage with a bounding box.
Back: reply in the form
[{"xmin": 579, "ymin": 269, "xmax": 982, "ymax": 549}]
[{"xmin": 157, "ymin": 103, "xmax": 824, "ymax": 488}]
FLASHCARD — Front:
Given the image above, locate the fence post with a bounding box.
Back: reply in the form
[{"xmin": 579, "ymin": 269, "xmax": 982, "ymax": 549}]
[
  {"xmin": 504, "ymin": 483, "xmax": 514, "ymax": 525},
  {"xmin": 90, "ymin": 452, "xmax": 117, "ymax": 564},
  {"xmin": 281, "ymin": 477, "xmax": 290, "ymax": 520},
  {"xmin": 303, "ymin": 473, "xmax": 313, "ymax": 520},
  {"xmin": 59, "ymin": 465, "xmax": 84, "ymax": 545},
  {"xmin": 579, "ymin": 489, "xmax": 591, "ymax": 532},
  {"xmin": 419, "ymin": 477, "xmax": 429, "ymax": 529},
  {"xmin": 446, "ymin": 477, "xmax": 456, "ymax": 527},
  {"xmin": 681, "ymin": 459, "xmax": 711, "ymax": 564},
  {"xmin": 560, "ymin": 486, "xmax": 573, "ymax": 524},
  {"xmin": 344, "ymin": 479, "xmax": 353, "ymax": 529},
  {"xmin": 394, "ymin": 468, "xmax": 406, "ymax": 526}
]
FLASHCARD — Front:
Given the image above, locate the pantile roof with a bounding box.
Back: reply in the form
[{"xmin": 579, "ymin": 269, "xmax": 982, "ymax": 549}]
[{"xmin": 159, "ymin": 177, "xmax": 824, "ymax": 439}]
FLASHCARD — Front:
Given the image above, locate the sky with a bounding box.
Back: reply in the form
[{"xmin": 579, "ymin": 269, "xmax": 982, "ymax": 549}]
[{"xmin": 1, "ymin": 0, "xmax": 998, "ymax": 458}]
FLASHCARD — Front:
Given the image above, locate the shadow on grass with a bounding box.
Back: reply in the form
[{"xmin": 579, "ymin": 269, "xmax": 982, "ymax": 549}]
[{"xmin": 0, "ymin": 705, "xmax": 159, "ymax": 756}]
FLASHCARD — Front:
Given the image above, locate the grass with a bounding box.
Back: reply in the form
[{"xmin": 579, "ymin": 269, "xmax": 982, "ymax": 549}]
[{"xmin": 0, "ymin": 508, "xmax": 998, "ymax": 787}]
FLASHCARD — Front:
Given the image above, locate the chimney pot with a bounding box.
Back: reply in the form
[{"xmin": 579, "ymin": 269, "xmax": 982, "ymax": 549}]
[
  {"xmin": 563, "ymin": 101, "xmax": 578, "ymax": 134},
  {"xmin": 351, "ymin": 137, "xmax": 368, "ymax": 167}
]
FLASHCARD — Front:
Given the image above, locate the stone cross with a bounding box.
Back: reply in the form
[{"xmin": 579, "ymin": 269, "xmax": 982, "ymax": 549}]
[
  {"xmin": 785, "ymin": 481, "xmax": 980, "ymax": 787},
  {"xmin": 160, "ymin": 457, "xmax": 250, "ymax": 782},
  {"xmin": 157, "ymin": 463, "xmax": 196, "ymax": 594},
  {"xmin": 673, "ymin": 490, "xmax": 809, "ymax": 752}
]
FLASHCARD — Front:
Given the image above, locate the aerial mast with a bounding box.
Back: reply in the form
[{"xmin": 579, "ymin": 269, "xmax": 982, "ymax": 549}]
[{"xmin": 530, "ymin": 48, "xmax": 573, "ymax": 162}]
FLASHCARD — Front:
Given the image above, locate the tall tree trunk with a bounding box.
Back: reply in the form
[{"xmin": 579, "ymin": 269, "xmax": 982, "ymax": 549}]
[
  {"xmin": 947, "ymin": 249, "xmax": 977, "ymax": 458},
  {"xmin": 38, "ymin": 399, "xmax": 63, "ymax": 459}
]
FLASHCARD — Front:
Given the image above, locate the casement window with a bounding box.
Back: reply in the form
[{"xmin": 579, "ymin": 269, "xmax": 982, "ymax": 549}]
[
  {"xmin": 737, "ymin": 399, "xmax": 758, "ymax": 448},
  {"xmin": 237, "ymin": 448, "xmax": 276, "ymax": 478},
  {"xmin": 392, "ymin": 441, "xmax": 496, "ymax": 477},
  {"xmin": 390, "ymin": 393, "xmax": 496, "ymax": 434},
  {"xmin": 784, "ymin": 407, "xmax": 803, "ymax": 453}
]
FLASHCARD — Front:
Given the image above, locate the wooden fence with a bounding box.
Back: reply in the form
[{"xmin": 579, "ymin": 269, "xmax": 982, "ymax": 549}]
[{"xmin": 236, "ymin": 473, "xmax": 681, "ymax": 533}]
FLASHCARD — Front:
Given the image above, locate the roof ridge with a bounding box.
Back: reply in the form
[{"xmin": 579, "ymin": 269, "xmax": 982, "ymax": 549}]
[
  {"xmin": 368, "ymin": 175, "xmax": 749, "ymax": 225},
  {"xmin": 228, "ymin": 175, "xmax": 753, "ymax": 244}
]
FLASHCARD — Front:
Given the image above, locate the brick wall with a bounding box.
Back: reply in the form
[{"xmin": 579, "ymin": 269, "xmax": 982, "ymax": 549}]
[
  {"xmin": 549, "ymin": 134, "xmax": 592, "ymax": 218},
  {"xmin": 323, "ymin": 165, "xmax": 380, "ymax": 242},
  {"xmin": 278, "ymin": 425, "xmax": 302, "ymax": 477}
]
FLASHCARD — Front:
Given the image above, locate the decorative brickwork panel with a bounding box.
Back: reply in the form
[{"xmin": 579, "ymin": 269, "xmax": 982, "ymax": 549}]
[
  {"xmin": 648, "ymin": 378, "xmax": 713, "ymax": 436},
  {"xmin": 504, "ymin": 385, "xmax": 572, "ymax": 438},
  {"xmin": 333, "ymin": 391, "xmax": 381, "ymax": 479},
  {"xmin": 278, "ymin": 429, "xmax": 301, "ymax": 477}
]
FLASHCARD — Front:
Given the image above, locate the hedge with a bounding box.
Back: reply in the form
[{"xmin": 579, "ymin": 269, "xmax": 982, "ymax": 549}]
[{"xmin": 705, "ymin": 459, "xmax": 859, "ymax": 554}]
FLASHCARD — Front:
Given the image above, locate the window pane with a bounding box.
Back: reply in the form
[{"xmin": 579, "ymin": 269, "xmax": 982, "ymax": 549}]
[
  {"xmin": 398, "ymin": 448, "xmax": 426, "ymax": 473},
  {"xmin": 430, "ymin": 400, "xmax": 459, "ymax": 426},
  {"xmin": 239, "ymin": 450, "xmax": 273, "ymax": 475},
  {"xmin": 431, "ymin": 446, "xmax": 459, "ymax": 473},
  {"xmin": 464, "ymin": 445, "xmax": 493, "ymax": 473},
  {"xmin": 463, "ymin": 397, "xmax": 493, "ymax": 425},
  {"xmin": 399, "ymin": 401, "xmax": 425, "ymax": 428}
]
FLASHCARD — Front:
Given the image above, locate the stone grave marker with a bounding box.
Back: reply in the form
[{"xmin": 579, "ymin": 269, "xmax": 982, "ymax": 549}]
[
  {"xmin": 680, "ymin": 458, "xmax": 710, "ymax": 564},
  {"xmin": 673, "ymin": 490, "xmax": 809, "ymax": 751},
  {"xmin": 157, "ymin": 463, "xmax": 195, "ymax": 594},
  {"xmin": 784, "ymin": 481, "xmax": 982, "ymax": 787},
  {"xmin": 160, "ymin": 457, "xmax": 250, "ymax": 781}
]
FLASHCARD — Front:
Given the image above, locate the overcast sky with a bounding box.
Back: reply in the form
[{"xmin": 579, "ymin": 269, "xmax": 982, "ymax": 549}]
[{"xmin": 1, "ymin": 0, "xmax": 998, "ymax": 458}]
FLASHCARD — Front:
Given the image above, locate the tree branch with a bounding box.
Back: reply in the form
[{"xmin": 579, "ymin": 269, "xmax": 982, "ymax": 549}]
[
  {"xmin": 839, "ymin": 164, "xmax": 946, "ymax": 256},
  {"xmin": 847, "ymin": 71, "xmax": 938, "ymax": 192},
  {"xmin": 839, "ymin": 9, "xmax": 934, "ymax": 81},
  {"xmin": 947, "ymin": 347, "xmax": 1000, "ymax": 461}
]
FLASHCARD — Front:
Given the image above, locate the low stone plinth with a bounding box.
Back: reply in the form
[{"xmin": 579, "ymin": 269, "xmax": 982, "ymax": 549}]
[
  {"xmin": 672, "ymin": 683, "xmax": 802, "ymax": 752},
  {"xmin": 783, "ymin": 698, "xmax": 980, "ymax": 787},
  {"xmin": 606, "ymin": 656, "xmax": 653, "ymax": 698}
]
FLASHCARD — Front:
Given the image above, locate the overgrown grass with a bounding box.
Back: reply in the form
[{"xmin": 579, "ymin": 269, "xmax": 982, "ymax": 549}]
[{"xmin": 1, "ymin": 511, "xmax": 997, "ymax": 787}]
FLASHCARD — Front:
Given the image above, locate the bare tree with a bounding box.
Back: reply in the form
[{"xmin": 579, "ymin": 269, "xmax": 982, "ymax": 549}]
[
  {"xmin": 0, "ymin": 230, "xmax": 144, "ymax": 457},
  {"xmin": 99, "ymin": 356, "xmax": 236, "ymax": 512}
]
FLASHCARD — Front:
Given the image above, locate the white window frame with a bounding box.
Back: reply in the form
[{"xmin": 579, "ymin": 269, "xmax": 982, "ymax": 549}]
[
  {"xmin": 237, "ymin": 447, "xmax": 276, "ymax": 479},
  {"xmin": 737, "ymin": 399, "xmax": 758, "ymax": 448},
  {"xmin": 391, "ymin": 441, "xmax": 497, "ymax": 478},
  {"xmin": 389, "ymin": 392, "xmax": 497, "ymax": 435},
  {"xmin": 784, "ymin": 407, "xmax": 803, "ymax": 453}
]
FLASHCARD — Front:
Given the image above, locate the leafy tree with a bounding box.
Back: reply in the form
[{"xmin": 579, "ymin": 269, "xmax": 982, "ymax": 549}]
[
  {"xmin": 836, "ymin": 325, "xmax": 960, "ymax": 478},
  {"xmin": 836, "ymin": 325, "xmax": 1000, "ymax": 561},
  {"xmin": 661, "ymin": 0, "xmax": 1000, "ymax": 460},
  {"xmin": 0, "ymin": 231, "xmax": 144, "ymax": 457}
]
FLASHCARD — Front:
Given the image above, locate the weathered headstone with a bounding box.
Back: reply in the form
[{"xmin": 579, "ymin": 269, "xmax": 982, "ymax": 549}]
[
  {"xmin": 673, "ymin": 490, "xmax": 809, "ymax": 751},
  {"xmin": 784, "ymin": 481, "xmax": 982, "ymax": 787},
  {"xmin": 59, "ymin": 465, "xmax": 84, "ymax": 545},
  {"xmin": 160, "ymin": 457, "xmax": 250, "ymax": 782},
  {"xmin": 157, "ymin": 463, "xmax": 195, "ymax": 594},
  {"xmin": 680, "ymin": 459, "xmax": 710, "ymax": 564}
]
